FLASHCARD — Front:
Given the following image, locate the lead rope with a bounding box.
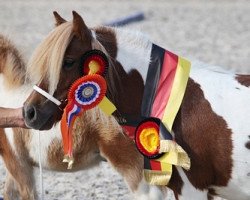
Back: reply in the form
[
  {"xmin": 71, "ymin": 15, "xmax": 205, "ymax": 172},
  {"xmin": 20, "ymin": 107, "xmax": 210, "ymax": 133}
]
[
  {"xmin": 38, "ymin": 131, "xmax": 44, "ymax": 200},
  {"xmin": 33, "ymin": 85, "xmax": 62, "ymax": 199}
]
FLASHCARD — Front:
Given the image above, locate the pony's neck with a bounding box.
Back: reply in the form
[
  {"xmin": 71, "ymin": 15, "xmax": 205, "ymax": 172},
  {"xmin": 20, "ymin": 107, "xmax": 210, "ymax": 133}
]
[
  {"xmin": 114, "ymin": 28, "xmax": 152, "ymax": 82},
  {"xmin": 94, "ymin": 27, "xmax": 153, "ymax": 82},
  {"xmin": 93, "ymin": 27, "xmax": 153, "ymax": 116}
]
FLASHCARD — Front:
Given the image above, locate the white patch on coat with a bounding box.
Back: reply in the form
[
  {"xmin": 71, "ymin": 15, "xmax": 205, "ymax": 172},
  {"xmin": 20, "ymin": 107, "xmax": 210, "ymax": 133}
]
[
  {"xmin": 0, "ymin": 75, "xmax": 32, "ymax": 152},
  {"xmin": 115, "ymin": 28, "xmax": 152, "ymax": 82},
  {"xmin": 190, "ymin": 60, "xmax": 250, "ymax": 200},
  {"xmin": 134, "ymin": 178, "xmax": 164, "ymax": 200},
  {"xmin": 0, "ymin": 75, "xmax": 31, "ymax": 108},
  {"xmin": 28, "ymin": 123, "xmax": 62, "ymax": 168},
  {"xmin": 177, "ymin": 167, "xmax": 208, "ymax": 200}
]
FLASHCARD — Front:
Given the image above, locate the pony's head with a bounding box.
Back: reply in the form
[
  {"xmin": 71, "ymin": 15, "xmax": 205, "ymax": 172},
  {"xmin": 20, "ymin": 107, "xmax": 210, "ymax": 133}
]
[{"xmin": 23, "ymin": 11, "xmax": 103, "ymax": 130}]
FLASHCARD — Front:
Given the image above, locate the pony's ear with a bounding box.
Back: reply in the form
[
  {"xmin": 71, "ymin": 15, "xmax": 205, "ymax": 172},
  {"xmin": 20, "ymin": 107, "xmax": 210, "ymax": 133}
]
[
  {"xmin": 53, "ymin": 11, "xmax": 67, "ymax": 26},
  {"xmin": 72, "ymin": 11, "xmax": 92, "ymax": 42}
]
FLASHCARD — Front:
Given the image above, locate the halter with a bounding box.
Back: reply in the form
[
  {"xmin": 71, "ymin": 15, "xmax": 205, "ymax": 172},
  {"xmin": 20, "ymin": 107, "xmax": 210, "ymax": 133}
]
[
  {"xmin": 33, "ymin": 46, "xmax": 191, "ymax": 186},
  {"xmin": 33, "ymin": 85, "xmax": 61, "ymax": 106}
]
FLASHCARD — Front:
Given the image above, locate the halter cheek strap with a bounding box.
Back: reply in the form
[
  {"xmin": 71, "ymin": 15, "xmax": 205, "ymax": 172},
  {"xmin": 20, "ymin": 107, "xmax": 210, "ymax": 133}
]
[{"xmin": 33, "ymin": 85, "xmax": 62, "ymax": 106}]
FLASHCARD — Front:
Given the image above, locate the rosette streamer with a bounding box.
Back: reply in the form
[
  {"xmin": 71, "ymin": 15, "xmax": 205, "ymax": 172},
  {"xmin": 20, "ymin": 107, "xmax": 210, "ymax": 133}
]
[{"xmin": 61, "ymin": 74, "xmax": 107, "ymax": 169}]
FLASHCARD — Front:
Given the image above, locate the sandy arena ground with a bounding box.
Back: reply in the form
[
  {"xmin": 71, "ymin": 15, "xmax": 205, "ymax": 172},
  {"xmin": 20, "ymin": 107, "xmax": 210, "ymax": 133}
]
[{"xmin": 0, "ymin": 0, "xmax": 250, "ymax": 199}]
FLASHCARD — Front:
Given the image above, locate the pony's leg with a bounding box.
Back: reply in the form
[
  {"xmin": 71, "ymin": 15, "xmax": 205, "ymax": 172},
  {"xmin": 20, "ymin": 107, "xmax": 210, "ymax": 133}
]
[
  {"xmin": 0, "ymin": 129, "xmax": 37, "ymax": 200},
  {"xmin": 4, "ymin": 170, "xmax": 37, "ymax": 200},
  {"xmin": 4, "ymin": 172, "xmax": 19, "ymax": 200},
  {"xmin": 2, "ymin": 150, "xmax": 37, "ymax": 200},
  {"xmin": 98, "ymin": 131, "xmax": 165, "ymax": 200},
  {"xmin": 15, "ymin": 165, "xmax": 37, "ymax": 200}
]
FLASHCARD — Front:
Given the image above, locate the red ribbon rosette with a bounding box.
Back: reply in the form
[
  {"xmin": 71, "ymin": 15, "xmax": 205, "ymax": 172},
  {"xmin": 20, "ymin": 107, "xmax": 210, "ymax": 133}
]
[
  {"xmin": 82, "ymin": 50, "xmax": 109, "ymax": 76},
  {"xmin": 135, "ymin": 118, "xmax": 162, "ymax": 159}
]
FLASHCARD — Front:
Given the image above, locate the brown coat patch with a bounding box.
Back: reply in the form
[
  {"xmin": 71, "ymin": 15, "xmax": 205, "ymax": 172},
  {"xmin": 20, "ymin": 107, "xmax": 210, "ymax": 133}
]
[
  {"xmin": 172, "ymin": 79, "xmax": 233, "ymax": 191},
  {"xmin": 236, "ymin": 74, "xmax": 250, "ymax": 87},
  {"xmin": 245, "ymin": 141, "xmax": 250, "ymax": 149}
]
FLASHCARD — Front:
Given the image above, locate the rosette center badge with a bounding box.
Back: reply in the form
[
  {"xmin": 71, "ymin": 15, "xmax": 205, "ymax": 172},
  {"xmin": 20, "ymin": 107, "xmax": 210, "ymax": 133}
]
[{"xmin": 75, "ymin": 81, "xmax": 100, "ymax": 106}]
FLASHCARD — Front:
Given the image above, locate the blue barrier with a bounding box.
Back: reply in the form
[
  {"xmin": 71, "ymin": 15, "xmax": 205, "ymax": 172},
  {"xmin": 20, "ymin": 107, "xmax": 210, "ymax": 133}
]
[{"xmin": 104, "ymin": 12, "xmax": 145, "ymax": 27}]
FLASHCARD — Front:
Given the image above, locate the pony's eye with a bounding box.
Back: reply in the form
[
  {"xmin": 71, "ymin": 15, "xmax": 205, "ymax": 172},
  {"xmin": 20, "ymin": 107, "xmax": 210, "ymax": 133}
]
[{"xmin": 63, "ymin": 59, "xmax": 75, "ymax": 69}]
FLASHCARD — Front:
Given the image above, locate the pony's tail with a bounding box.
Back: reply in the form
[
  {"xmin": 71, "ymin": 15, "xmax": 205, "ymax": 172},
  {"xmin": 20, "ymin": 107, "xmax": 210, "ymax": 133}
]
[{"xmin": 0, "ymin": 34, "xmax": 26, "ymax": 88}]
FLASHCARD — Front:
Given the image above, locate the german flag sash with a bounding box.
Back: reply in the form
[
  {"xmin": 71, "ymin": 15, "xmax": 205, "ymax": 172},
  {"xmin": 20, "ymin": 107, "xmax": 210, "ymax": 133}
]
[
  {"xmin": 142, "ymin": 44, "xmax": 190, "ymax": 130},
  {"xmin": 132, "ymin": 44, "xmax": 191, "ymax": 185}
]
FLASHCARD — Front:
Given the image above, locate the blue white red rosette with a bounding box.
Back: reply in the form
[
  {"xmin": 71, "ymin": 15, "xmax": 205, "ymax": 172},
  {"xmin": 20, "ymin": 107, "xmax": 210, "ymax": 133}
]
[
  {"xmin": 75, "ymin": 81, "xmax": 101, "ymax": 106},
  {"xmin": 68, "ymin": 74, "xmax": 107, "ymax": 110}
]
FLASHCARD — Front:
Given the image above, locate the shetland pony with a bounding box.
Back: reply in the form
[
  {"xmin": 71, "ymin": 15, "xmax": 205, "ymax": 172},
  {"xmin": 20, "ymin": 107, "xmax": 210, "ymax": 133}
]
[
  {"xmin": 0, "ymin": 30, "xmax": 159, "ymax": 199},
  {"xmin": 1, "ymin": 11, "xmax": 250, "ymax": 200}
]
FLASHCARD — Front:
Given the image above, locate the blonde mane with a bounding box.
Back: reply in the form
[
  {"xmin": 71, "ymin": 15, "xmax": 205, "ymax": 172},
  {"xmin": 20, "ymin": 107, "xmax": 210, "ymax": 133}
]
[{"xmin": 26, "ymin": 22, "xmax": 73, "ymax": 94}]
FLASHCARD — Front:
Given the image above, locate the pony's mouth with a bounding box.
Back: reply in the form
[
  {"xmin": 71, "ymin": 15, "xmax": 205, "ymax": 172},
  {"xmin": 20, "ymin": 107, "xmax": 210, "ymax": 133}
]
[
  {"xmin": 37, "ymin": 115, "xmax": 54, "ymax": 130},
  {"xmin": 22, "ymin": 85, "xmax": 67, "ymax": 130}
]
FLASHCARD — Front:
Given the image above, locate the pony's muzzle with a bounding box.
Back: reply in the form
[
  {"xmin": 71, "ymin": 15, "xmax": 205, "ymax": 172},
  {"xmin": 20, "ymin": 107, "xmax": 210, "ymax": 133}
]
[
  {"xmin": 23, "ymin": 104, "xmax": 42, "ymax": 129},
  {"xmin": 23, "ymin": 85, "xmax": 65, "ymax": 130},
  {"xmin": 23, "ymin": 104, "xmax": 53, "ymax": 130}
]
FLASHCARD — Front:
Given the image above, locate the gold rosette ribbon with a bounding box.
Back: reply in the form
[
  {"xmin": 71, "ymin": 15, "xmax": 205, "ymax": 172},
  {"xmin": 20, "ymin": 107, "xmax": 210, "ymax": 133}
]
[
  {"xmin": 143, "ymin": 140, "xmax": 190, "ymax": 185},
  {"xmin": 158, "ymin": 140, "xmax": 190, "ymax": 170}
]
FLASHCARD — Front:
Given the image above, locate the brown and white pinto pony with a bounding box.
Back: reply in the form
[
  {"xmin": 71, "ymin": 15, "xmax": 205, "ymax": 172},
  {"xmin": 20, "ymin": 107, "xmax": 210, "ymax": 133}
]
[{"xmin": 0, "ymin": 11, "xmax": 250, "ymax": 200}]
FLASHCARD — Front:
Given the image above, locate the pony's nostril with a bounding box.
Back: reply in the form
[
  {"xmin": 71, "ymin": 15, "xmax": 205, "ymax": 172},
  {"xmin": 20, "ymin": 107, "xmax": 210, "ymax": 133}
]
[{"xmin": 26, "ymin": 105, "xmax": 37, "ymax": 121}]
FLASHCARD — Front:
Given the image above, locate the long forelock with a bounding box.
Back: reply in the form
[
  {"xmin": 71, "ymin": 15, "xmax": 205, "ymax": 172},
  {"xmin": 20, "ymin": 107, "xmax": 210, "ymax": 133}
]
[{"xmin": 26, "ymin": 22, "xmax": 73, "ymax": 94}]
